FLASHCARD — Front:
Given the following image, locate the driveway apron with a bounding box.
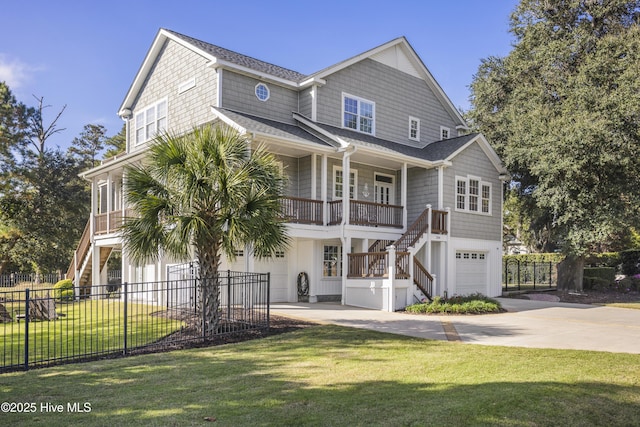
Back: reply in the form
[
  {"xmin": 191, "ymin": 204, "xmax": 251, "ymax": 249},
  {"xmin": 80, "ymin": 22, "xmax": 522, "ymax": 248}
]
[{"xmin": 271, "ymin": 298, "xmax": 640, "ymax": 354}]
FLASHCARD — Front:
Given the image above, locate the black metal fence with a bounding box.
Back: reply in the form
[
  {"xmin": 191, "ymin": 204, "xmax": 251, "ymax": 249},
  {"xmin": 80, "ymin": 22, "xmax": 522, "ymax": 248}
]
[
  {"xmin": 0, "ymin": 272, "xmax": 66, "ymax": 288},
  {"xmin": 0, "ymin": 271, "xmax": 270, "ymax": 372},
  {"xmin": 503, "ymin": 259, "xmax": 558, "ymax": 291}
]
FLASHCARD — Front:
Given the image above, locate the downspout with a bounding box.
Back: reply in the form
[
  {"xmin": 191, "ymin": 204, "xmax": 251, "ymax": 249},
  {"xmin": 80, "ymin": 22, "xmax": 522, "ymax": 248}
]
[{"xmin": 340, "ymin": 145, "xmax": 356, "ymax": 305}]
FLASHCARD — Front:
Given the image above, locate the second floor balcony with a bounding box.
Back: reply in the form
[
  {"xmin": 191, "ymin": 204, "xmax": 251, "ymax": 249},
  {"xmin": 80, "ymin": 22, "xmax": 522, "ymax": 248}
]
[
  {"xmin": 280, "ymin": 197, "xmax": 404, "ymax": 228},
  {"xmin": 93, "ymin": 198, "xmax": 448, "ymax": 236}
]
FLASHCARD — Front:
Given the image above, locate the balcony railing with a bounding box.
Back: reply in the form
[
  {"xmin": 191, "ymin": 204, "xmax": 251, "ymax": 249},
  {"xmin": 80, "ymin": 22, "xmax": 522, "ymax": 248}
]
[
  {"xmin": 94, "ymin": 210, "xmax": 131, "ymax": 235},
  {"xmin": 279, "ymin": 197, "xmax": 323, "ymax": 225},
  {"xmin": 347, "ymin": 251, "xmax": 410, "ymax": 279},
  {"xmin": 328, "ymin": 200, "xmax": 403, "ymax": 228}
]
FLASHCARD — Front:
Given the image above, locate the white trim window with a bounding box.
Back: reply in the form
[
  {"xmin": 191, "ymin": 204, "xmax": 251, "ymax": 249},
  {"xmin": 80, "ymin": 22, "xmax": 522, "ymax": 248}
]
[
  {"xmin": 135, "ymin": 99, "xmax": 167, "ymax": 145},
  {"xmin": 440, "ymin": 126, "xmax": 450, "ymax": 140},
  {"xmin": 343, "ymin": 93, "xmax": 375, "ymax": 135},
  {"xmin": 323, "ymin": 245, "xmax": 342, "ymax": 277},
  {"xmin": 455, "ymin": 175, "xmax": 492, "ymax": 215},
  {"xmin": 255, "ymin": 83, "xmax": 270, "ymax": 101},
  {"xmin": 333, "ymin": 166, "xmax": 357, "ymax": 200},
  {"xmin": 409, "ymin": 117, "xmax": 420, "ymax": 141}
]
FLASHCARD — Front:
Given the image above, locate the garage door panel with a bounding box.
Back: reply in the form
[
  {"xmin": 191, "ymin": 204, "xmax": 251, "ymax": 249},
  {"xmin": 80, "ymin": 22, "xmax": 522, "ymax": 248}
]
[
  {"xmin": 254, "ymin": 250, "xmax": 288, "ymax": 302},
  {"xmin": 455, "ymin": 251, "xmax": 487, "ymax": 295}
]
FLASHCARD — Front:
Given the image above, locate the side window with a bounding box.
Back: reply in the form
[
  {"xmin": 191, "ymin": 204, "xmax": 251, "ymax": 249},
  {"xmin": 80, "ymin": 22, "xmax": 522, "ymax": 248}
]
[{"xmin": 134, "ymin": 99, "xmax": 168, "ymax": 145}]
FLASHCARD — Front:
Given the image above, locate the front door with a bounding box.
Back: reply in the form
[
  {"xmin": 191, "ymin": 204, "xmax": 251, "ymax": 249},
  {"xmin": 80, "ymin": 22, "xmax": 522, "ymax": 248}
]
[{"xmin": 374, "ymin": 173, "xmax": 394, "ymax": 205}]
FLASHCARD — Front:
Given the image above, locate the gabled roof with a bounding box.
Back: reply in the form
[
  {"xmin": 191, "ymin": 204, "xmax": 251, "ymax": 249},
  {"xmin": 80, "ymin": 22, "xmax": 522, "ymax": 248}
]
[
  {"xmin": 165, "ymin": 30, "xmax": 307, "ymax": 82},
  {"xmin": 211, "ymin": 108, "xmax": 332, "ymax": 149},
  {"xmin": 306, "ymin": 37, "xmax": 466, "ymax": 126},
  {"xmin": 119, "ymin": 29, "xmax": 308, "ymax": 115},
  {"xmin": 207, "ymin": 108, "xmax": 503, "ymax": 173},
  {"xmin": 120, "ymin": 29, "xmax": 467, "ymax": 128}
]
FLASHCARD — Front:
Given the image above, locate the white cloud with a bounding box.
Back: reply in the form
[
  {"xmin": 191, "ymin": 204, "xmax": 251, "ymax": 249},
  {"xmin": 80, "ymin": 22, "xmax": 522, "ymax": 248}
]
[{"xmin": 0, "ymin": 54, "xmax": 32, "ymax": 89}]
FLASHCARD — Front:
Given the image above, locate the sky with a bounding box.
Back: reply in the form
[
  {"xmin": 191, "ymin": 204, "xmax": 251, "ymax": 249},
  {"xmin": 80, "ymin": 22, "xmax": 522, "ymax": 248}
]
[{"xmin": 1, "ymin": 0, "xmax": 519, "ymax": 151}]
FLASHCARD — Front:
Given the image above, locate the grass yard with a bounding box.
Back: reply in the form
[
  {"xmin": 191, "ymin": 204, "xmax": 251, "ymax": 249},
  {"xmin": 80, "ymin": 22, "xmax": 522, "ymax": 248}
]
[
  {"xmin": 1, "ymin": 325, "xmax": 639, "ymax": 426},
  {"xmin": 1, "ymin": 299, "xmax": 184, "ymax": 369}
]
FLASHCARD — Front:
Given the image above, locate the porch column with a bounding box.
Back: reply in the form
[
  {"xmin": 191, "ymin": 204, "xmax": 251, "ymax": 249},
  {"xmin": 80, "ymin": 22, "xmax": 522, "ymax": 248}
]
[
  {"xmin": 321, "ymin": 154, "xmax": 328, "ymax": 225},
  {"xmin": 311, "ymin": 154, "xmax": 317, "ymax": 200},
  {"xmin": 437, "ymin": 166, "xmax": 444, "ymax": 210},
  {"xmin": 386, "ymin": 244, "xmax": 396, "ymax": 312},
  {"xmin": 91, "ymin": 244, "xmax": 101, "ymax": 299},
  {"xmin": 341, "ymin": 236, "xmax": 351, "ymax": 306},
  {"xmin": 342, "ymin": 151, "xmax": 351, "ymax": 225},
  {"xmin": 91, "ymin": 179, "xmax": 98, "ymax": 237},
  {"xmin": 106, "ymin": 171, "xmax": 113, "ymax": 233},
  {"xmin": 401, "ymin": 162, "xmax": 407, "ymax": 229}
]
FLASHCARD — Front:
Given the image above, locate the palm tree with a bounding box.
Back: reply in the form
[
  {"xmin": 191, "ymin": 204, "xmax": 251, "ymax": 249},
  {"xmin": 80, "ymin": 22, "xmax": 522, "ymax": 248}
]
[{"xmin": 121, "ymin": 124, "xmax": 289, "ymax": 334}]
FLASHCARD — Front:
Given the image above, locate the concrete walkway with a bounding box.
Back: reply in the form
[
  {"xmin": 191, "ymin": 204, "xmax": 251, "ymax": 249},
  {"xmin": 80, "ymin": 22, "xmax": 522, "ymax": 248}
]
[{"xmin": 271, "ymin": 298, "xmax": 640, "ymax": 354}]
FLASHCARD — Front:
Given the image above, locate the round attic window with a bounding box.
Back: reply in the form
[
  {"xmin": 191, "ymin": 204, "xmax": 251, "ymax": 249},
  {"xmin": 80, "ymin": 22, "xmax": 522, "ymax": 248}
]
[{"xmin": 255, "ymin": 83, "xmax": 270, "ymax": 101}]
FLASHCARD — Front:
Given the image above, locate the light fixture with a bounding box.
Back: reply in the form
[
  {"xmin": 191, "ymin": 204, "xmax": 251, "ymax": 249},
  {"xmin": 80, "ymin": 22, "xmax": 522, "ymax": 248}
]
[{"xmin": 362, "ymin": 183, "xmax": 370, "ymax": 198}]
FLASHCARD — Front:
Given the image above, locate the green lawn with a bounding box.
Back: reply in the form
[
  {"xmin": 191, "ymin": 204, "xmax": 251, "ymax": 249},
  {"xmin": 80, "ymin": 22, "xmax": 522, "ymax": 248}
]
[
  {"xmin": 1, "ymin": 325, "xmax": 639, "ymax": 426},
  {"xmin": 1, "ymin": 299, "xmax": 184, "ymax": 368}
]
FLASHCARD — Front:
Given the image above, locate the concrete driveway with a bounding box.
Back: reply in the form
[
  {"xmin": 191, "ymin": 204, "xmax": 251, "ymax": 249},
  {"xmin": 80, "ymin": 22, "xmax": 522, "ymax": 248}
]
[{"xmin": 271, "ymin": 298, "xmax": 640, "ymax": 354}]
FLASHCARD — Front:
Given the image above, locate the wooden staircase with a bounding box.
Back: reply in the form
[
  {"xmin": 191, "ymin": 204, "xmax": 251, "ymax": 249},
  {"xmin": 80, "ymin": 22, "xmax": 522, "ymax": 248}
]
[
  {"xmin": 356, "ymin": 208, "xmax": 437, "ymax": 300},
  {"xmin": 66, "ymin": 219, "xmax": 112, "ymax": 297}
]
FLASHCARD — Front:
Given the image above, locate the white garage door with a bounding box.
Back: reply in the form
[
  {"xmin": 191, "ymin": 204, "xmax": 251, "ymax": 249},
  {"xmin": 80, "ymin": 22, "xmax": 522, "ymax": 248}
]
[
  {"xmin": 254, "ymin": 250, "xmax": 289, "ymax": 302},
  {"xmin": 455, "ymin": 251, "xmax": 487, "ymax": 296}
]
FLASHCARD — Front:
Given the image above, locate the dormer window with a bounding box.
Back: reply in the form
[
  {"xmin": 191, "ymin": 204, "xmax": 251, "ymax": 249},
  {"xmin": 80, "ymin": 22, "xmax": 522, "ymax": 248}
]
[
  {"xmin": 343, "ymin": 93, "xmax": 375, "ymax": 135},
  {"xmin": 440, "ymin": 126, "xmax": 450, "ymax": 140}
]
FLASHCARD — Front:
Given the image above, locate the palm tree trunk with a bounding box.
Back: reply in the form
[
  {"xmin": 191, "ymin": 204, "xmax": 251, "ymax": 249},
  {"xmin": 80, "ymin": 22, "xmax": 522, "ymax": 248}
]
[{"xmin": 197, "ymin": 243, "xmax": 221, "ymax": 336}]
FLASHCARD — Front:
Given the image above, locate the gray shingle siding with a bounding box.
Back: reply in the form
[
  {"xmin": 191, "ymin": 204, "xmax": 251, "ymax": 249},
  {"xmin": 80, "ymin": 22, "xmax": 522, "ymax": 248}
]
[
  {"xmin": 299, "ymin": 87, "xmax": 313, "ymax": 118},
  {"xmin": 446, "ymin": 142, "xmax": 502, "ymax": 241},
  {"xmin": 297, "ymin": 156, "xmax": 312, "ymax": 199},
  {"xmin": 129, "ymin": 39, "xmax": 217, "ymax": 148},
  {"xmin": 221, "ymin": 71, "xmax": 298, "ymax": 124},
  {"xmin": 315, "ymin": 59, "xmax": 459, "ymax": 145},
  {"xmin": 406, "ymin": 167, "xmax": 438, "ymax": 224}
]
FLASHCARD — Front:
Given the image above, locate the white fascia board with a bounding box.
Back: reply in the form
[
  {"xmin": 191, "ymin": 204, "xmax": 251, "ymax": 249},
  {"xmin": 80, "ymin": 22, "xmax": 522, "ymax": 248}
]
[
  {"xmin": 310, "ymin": 36, "xmax": 466, "ymax": 127},
  {"xmin": 210, "ymin": 107, "xmax": 248, "ymax": 134},
  {"xmin": 252, "ymin": 132, "xmax": 335, "ymax": 153},
  {"xmin": 80, "ymin": 150, "xmax": 146, "ymax": 180},
  {"xmin": 292, "ymin": 113, "xmax": 347, "ymax": 149},
  {"xmin": 119, "ymin": 29, "xmax": 174, "ymax": 115},
  {"xmin": 353, "ymin": 144, "xmax": 446, "ymax": 169},
  {"xmin": 312, "ymin": 37, "xmax": 406, "ymax": 80},
  {"xmin": 298, "ymin": 76, "xmax": 327, "ymax": 88},
  {"xmin": 398, "ymin": 40, "xmax": 467, "ymax": 126},
  {"xmin": 446, "ymin": 134, "xmax": 506, "ymax": 174},
  {"xmin": 207, "ymin": 58, "xmax": 299, "ymax": 88}
]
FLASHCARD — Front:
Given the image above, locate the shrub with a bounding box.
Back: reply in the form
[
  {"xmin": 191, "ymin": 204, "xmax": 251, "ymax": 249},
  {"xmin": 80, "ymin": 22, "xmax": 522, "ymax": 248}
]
[
  {"xmin": 583, "ymin": 276, "xmax": 611, "ymax": 291},
  {"xmin": 583, "ymin": 267, "xmax": 615, "ymax": 283},
  {"xmin": 503, "ymin": 253, "xmax": 564, "ymax": 264},
  {"xmin": 406, "ymin": 293, "xmax": 502, "ymax": 315},
  {"xmin": 620, "ymin": 249, "xmax": 640, "ymax": 276},
  {"xmin": 53, "ymin": 279, "xmax": 74, "ymax": 301},
  {"xmin": 584, "ymin": 252, "xmax": 621, "ymax": 268},
  {"xmin": 617, "ymin": 276, "xmax": 640, "ymax": 292}
]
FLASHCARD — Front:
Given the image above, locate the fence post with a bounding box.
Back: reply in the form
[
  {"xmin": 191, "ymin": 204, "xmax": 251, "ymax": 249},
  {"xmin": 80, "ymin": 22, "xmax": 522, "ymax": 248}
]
[
  {"xmin": 201, "ymin": 278, "xmax": 206, "ymax": 340},
  {"xmin": 266, "ymin": 272, "xmax": 270, "ymax": 332},
  {"xmin": 533, "ymin": 261, "xmax": 537, "ymax": 290},
  {"xmin": 549, "ymin": 261, "xmax": 553, "ymax": 287},
  {"xmin": 504, "ymin": 259, "xmax": 508, "ymax": 291},
  {"xmin": 227, "ymin": 270, "xmax": 231, "ymax": 321},
  {"xmin": 24, "ymin": 288, "xmax": 30, "ymax": 371},
  {"xmin": 123, "ymin": 282, "xmax": 128, "ymax": 355}
]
